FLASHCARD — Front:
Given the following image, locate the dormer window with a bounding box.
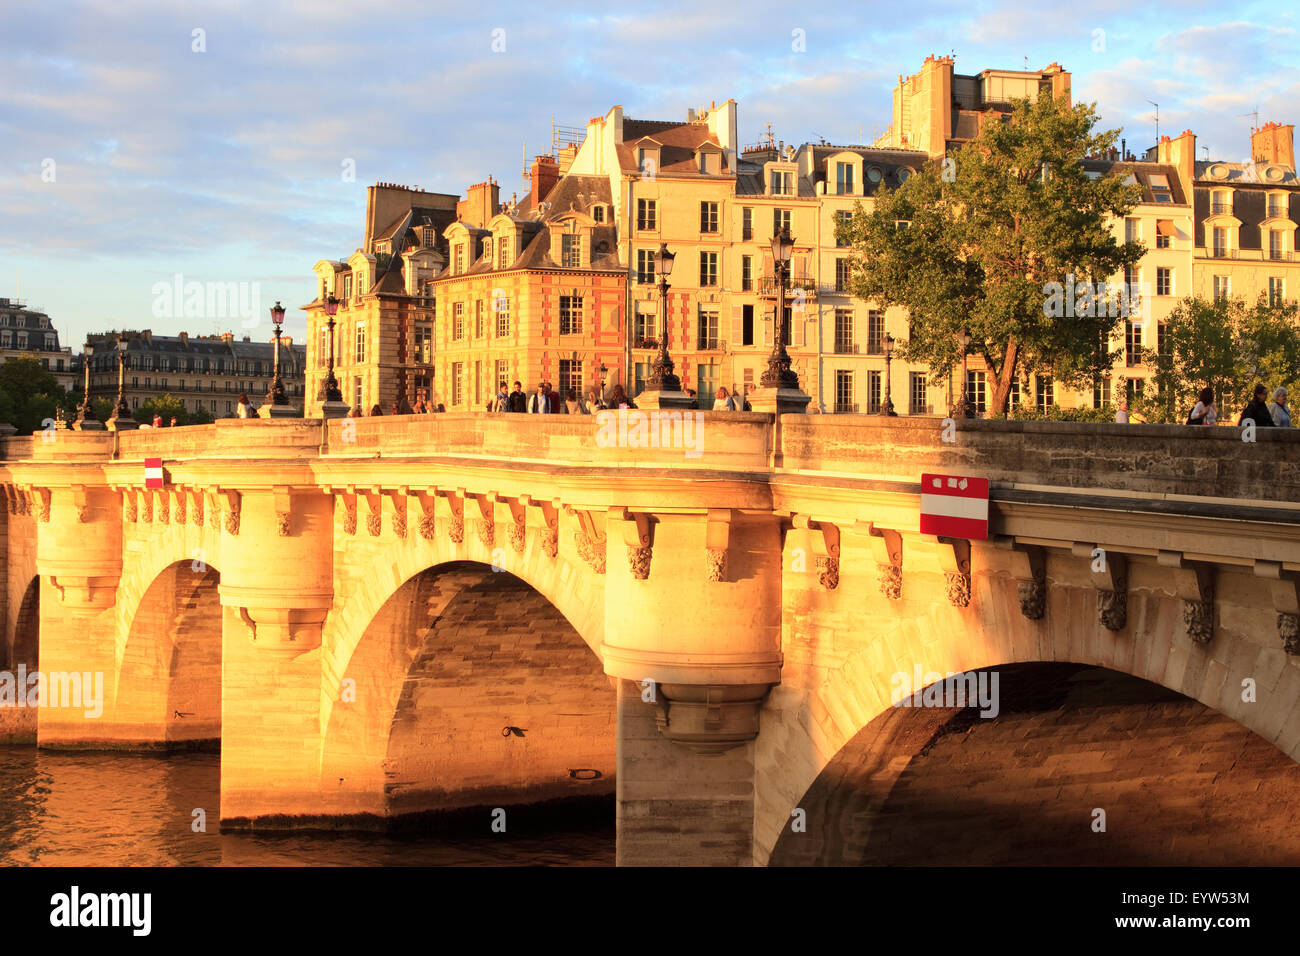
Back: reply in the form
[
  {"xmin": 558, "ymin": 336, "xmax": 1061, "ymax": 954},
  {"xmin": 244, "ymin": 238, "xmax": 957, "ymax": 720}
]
[
  {"xmin": 1267, "ymin": 193, "xmax": 1285, "ymax": 219},
  {"xmin": 1148, "ymin": 173, "xmax": 1173, "ymax": 203},
  {"xmin": 497, "ymin": 236, "xmax": 511, "ymax": 270},
  {"xmin": 637, "ymin": 144, "xmax": 661, "ymax": 177},
  {"xmin": 697, "ymin": 147, "xmax": 722, "ymax": 175},
  {"xmin": 453, "ymin": 244, "xmax": 465, "ymax": 274},
  {"xmin": 561, "ymin": 233, "xmax": 581, "ymax": 268},
  {"xmin": 835, "ymin": 162, "xmax": 855, "ymax": 195},
  {"xmin": 1211, "ymin": 190, "xmax": 1231, "ymax": 216},
  {"xmin": 482, "ymin": 237, "xmax": 493, "ymax": 260},
  {"xmin": 769, "ymin": 170, "xmax": 793, "ymax": 196},
  {"xmin": 866, "ymin": 166, "xmax": 883, "ymax": 185},
  {"xmin": 592, "ymin": 205, "xmax": 605, "ymax": 223},
  {"xmin": 422, "ymin": 227, "xmax": 436, "ymax": 248}
]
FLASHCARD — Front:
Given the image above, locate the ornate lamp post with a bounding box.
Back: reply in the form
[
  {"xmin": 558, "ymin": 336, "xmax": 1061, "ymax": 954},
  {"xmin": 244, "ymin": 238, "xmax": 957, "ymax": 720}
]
[
  {"xmin": 106, "ymin": 334, "xmax": 138, "ymax": 431},
  {"xmin": 647, "ymin": 244, "xmax": 681, "ymax": 391},
  {"xmin": 265, "ymin": 300, "xmax": 289, "ymax": 410},
  {"xmin": 637, "ymin": 244, "xmax": 695, "ymax": 410},
  {"xmin": 73, "ymin": 343, "xmax": 104, "ymax": 430},
  {"xmin": 760, "ymin": 225, "xmax": 799, "ymax": 390},
  {"xmin": 599, "ymin": 362, "xmax": 608, "ymax": 406},
  {"xmin": 952, "ymin": 325, "xmax": 974, "ymax": 419},
  {"xmin": 321, "ymin": 295, "xmax": 342, "ymax": 403},
  {"xmin": 878, "ymin": 333, "xmax": 897, "ymax": 416}
]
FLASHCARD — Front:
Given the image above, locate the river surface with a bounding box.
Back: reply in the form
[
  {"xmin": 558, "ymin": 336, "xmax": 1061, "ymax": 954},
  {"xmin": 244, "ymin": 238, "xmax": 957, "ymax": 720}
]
[{"xmin": 0, "ymin": 748, "xmax": 614, "ymax": 866}]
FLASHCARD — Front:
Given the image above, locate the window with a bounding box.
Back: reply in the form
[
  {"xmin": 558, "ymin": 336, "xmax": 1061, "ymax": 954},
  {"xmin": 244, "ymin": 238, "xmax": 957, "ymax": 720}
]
[
  {"xmin": 634, "ymin": 307, "xmax": 657, "ymax": 347},
  {"xmin": 867, "ymin": 370, "xmax": 882, "ymax": 414},
  {"xmin": 355, "ymin": 322, "xmax": 366, "ymax": 363},
  {"xmin": 1148, "ymin": 173, "xmax": 1173, "ymax": 203},
  {"xmin": 453, "ymin": 246, "xmax": 464, "ymax": 274},
  {"xmin": 451, "ymin": 362, "xmax": 464, "ymax": 406},
  {"xmin": 1268, "ymin": 195, "xmax": 1284, "ymax": 219},
  {"xmin": 909, "ymin": 372, "xmax": 928, "ymax": 415},
  {"xmin": 835, "ymin": 370, "xmax": 855, "ymax": 413},
  {"xmin": 700, "ymin": 202, "xmax": 719, "ymax": 233},
  {"xmin": 1156, "ymin": 267, "xmax": 1172, "ymax": 296},
  {"xmin": 1125, "ymin": 218, "xmax": 1140, "ymax": 243},
  {"xmin": 452, "ymin": 302, "xmax": 465, "ymax": 340},
  {"xmin": 742, "ymin": 207, "xmax": 753, "ymax": 241},
  {"xmin": 559, "ymin": 295, "xmax": 583, "ymax": 335},
  {"xmin": 593, "ymin": 205, "xmax": 605, "ymax": 223},
  {"xmin": 866, "ymin": 310, "xmax": 884, "ymax": 355},
  {"xmin": 633, "ymin": 361, "xmax": 651, "ymax": 395},
  {"xmin": 496, "ymin": 359, "xmax": 509, "ymax": 391},
  {"xmin": 637, "ymin": 200, "xmax": 656, "ymax": 231},
  {"xmin": 1157, "ymin": 321, "xmax": 1170, "ymax": 357},
  {"xmin": 769, "ymin": 170, "xmax": 793, "ymax": 195},
  {"xmin": 835, "ymin": 210, "xmax": 851, "ymax": 247},
  {"xmin": 1213, "ymin": 275, "xmax": 1229, "ymax": 300},
  {"xmin": 834, "ymin": 309, "xmax": 854, "ymax": 354},
  {"xmin": 1125, "ymin": 320, "xmax": 1141, "ymax": 366},
  {"xmin": 697, "ymin": 308, "xmax": 719, "ymax": 350},
  {"xmin": 343, "ymin": 273, "xmax": 354, "ymax": 300},
  {"xmin": 1270, "ymin": 230, "xmax": 1284, "ymax": 260},
  {"xmin": 742, "ymin": 255, "xmax": 753, "ymax": 291},
  {"xmin": 416, "ymin": 325, "xmax": 432, "ymax": 363},
  {"xmin": 1092, "ymin": 377, "xmax": 1109, "ymax": 410},
  {"xmin": 225, "ymin": 401, "xmax": 232, "ymax": 414},
  {"xmin": 741, "ymin": 304, "xmax": 754, "ymax": 346},
  {"xmin": 482, "ymin": 237, "xmax": 493, "ymax": 261},
  {"xmin": 558, "ymin": 359, "xmax": 582, "ymax": 398},
  {"xmin": 835, "ymin": 259, "xmax": 850, "ymax": 293},
  {"xmin": 1212, "ymin": 226, "xmax": 1228, "ymax": 258},
  {"xmin": 423, "ymin": 228, "xmax": 436, "ymax": 248},
  {"xmin": 1212, "ymin": 192, "xmax": 1231, "ymax": 216},
  {"xmin": 1035, "ymin": 376, "xmax": 1054, "ymax": 411},
  {"xmin": 699, "ymin": 251, "xmax": 718, "ymax": 286},
  {"xmin": 1125, "ymin": 377, "xmax": 1145, "ymax": 404},
  {"xmin": 561, "ymin": 233, "xmax": 581, "ymax": 268},
  {"xmin": 475, "ymin": 300, "xmax": 485, "ymax": 338},
  {"xmin": 498, "ymin": 237, "xmax": 511, "ymax": 269},
  {"xmin": 636, "ymin": 249, "xmax": 655, "ymax": 284},
  {"xmin": 1156, "ymin": 220, "xmax": 1172, "ymax": 249},
  {"xmin": 836, "ymin": 162, "xmax": 854, "ymax": 195},
  {"xmin": 773, "ymin": 208, "xmax": 791, "ymax": 235},
  {"xmin": 1270, "ymin": 277, "xmax": 1286, "ymax": 305},
  {"xmin": 966, "ymin": 371, "xmax": 988, "ymax": 414},
  {"xmin": 495, "ymin": 296, "xmax": 511, "ymax": 337}
]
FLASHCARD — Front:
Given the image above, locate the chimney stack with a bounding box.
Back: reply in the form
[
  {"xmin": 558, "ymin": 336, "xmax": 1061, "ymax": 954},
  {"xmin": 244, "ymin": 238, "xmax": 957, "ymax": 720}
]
[
  {"xmin": 529, "ymin": 155, "xmax": 560, "ymax": 210},
  {"xmin": 456, "ymin": 179, "xmax": 501, "ymax": 228},
  {"xmin": 1252, "ymin": 122, "xmax": 1295, "ymax": 171},
  {"xmin": 1157, "ymin": 129, "xmax": 1196, "ymax": 191}
]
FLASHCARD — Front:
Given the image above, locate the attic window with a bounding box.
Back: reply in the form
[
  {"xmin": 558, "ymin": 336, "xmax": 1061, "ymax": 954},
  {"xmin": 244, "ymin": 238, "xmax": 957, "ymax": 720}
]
[
  {"xmin": 593, "ymin": 205, "xmax": 605, "ymax": 223},
  {"xmin": 423, "ymin": 228, "xmax": 436, "ymax": 248},
  {"xmin": 897, "ymin": 167, "xmax": 914, "ymax": 183},
  {"xmin": 866, "ymin": 166, "xmax": 883, "ymax": 184}
]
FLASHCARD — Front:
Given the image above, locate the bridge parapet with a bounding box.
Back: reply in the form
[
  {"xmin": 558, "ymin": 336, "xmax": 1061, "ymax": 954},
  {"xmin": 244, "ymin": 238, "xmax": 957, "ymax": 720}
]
[
  {"xmin": 116, "ymin": 419, "xmax": 323, "ymax": 461},
  {"xmin": 323, "ymin": 411, "xmax": 774, "ymax": 470},
  {"xmin": 781, "ymin": 417, "xmax": 1300, "ymax": 503}
]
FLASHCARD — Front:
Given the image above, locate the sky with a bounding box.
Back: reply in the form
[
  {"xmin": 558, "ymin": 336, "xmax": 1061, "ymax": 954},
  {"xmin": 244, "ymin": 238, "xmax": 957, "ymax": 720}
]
[{"xmin": 0, "ymin": 0, "xmax": 1296, "ymax": 351}]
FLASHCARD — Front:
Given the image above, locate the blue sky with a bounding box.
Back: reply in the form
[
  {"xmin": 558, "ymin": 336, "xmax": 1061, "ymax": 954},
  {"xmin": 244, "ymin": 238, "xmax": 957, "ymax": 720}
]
[{"xmin": 0, "ymin": 0, "xmax": 1295, "ymax": 351}]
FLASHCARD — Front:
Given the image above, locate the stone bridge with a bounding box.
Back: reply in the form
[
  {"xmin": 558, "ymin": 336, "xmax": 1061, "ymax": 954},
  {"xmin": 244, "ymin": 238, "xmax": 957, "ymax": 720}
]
[{"xmin": 2, "ymin": 413, "xmax": 1299, "ymax": 865}]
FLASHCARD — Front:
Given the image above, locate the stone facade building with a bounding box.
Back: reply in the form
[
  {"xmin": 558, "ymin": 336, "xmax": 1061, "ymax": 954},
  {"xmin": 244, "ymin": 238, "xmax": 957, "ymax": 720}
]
[
  {"xmin": 0, "ymin": 297, "xmax": 75, "ymax": 391},
  {"xmin": 79, "ymin": 329, "xmax": 306, "ymax": 419}
]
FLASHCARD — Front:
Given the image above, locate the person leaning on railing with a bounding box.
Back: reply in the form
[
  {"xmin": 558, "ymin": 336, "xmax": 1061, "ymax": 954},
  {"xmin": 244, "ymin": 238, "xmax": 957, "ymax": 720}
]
[{"xmin": 1268, "ymin": 387, "xmax": 1291, "ymax": 428}]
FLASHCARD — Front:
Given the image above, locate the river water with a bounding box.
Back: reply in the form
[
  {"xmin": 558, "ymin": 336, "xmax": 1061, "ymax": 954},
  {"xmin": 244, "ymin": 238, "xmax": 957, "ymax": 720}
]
[{"xmin": 0, "ymin": 748, "xmax": 614, "ymax": 866}]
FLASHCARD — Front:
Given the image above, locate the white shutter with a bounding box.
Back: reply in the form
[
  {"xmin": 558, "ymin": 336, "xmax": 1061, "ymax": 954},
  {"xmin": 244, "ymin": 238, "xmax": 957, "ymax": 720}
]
[
  {"xmin": 793, "ymin": 312, "xmax": 805, "ymax": 347},
  {"xmin": 731, "ymin": 305, "xmax": 744, "ymax": 351},
  {"xmin": 763, "ymin": 305, "xmax": 774, "ymax": 346}
]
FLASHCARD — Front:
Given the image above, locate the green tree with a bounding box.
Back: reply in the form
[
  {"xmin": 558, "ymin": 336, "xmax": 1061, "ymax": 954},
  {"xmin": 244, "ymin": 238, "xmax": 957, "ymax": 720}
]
[
  {"xmin": 133, "ymin": 392, "xmax": 215, "ymax": 426},
  {"xmin": 1140, "ymin": 294, "xmax": 1300, "ymax": 423},
  {"xmin": 840, "ymin": 93, "xmax": 1144, "ymax": 415},
  {"xmin": 0, "ymin": 355, "xmax": 77, "ymax": 434}
]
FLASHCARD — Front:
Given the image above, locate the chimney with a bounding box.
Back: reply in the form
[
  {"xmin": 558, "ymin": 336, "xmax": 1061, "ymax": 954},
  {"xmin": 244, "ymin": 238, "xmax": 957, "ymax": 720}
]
[
  {"xmin": 221, "ymin": 331, "xmax": 233, "ymax": 344},
  {"xmin": 178, "ymin": 331, "xmax": 188, "ymax": 347},
  {"xmin": 1157, "ymin": 128, "xmax": 1196, "ymax": 191},
  {"xmin": 456, "ymin": 179, "xmax": 501, "ymax": 228},
  {"xmin": 1252, "ymin": 122, "xmax": 1295, "ymax": 171},
  {"xmin": 529, "ymin": 155, "xmax": 560, "ymax": 210}
]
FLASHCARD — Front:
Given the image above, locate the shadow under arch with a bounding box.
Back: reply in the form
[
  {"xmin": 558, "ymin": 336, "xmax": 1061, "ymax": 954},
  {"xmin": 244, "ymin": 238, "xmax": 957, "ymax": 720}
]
[
  {"xmin": 319, "ymin": 560, "xmax": 616, "ymax": 828},
  {"xmin": 770, "ymin": 662, "xmax": 1300, "ymax": 866},
  {"xmin": 113, "ymin": 559, "xmax": 222, "ymax": 747},
  {"xmin": 10, "ymin": 575, "xmax": 39, "ymax": 671}
]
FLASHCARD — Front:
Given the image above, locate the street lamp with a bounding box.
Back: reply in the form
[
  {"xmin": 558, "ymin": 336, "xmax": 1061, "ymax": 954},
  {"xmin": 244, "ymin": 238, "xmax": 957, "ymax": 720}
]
[
  {"xmin": 953, "ymin": 325, "xmax": 974, "ymax": 418},
  {"xmin": 646, "ymin": 243, "xmax": 681, "ymax": 391},
  {"xmin": 321, "ymin": 295, "xmax": 343, "ymax": 404},
  {"xmin": 74, "ymin": 343, "xmax": 96, "ymax": 428},
  {"xmin": 878, "ymin": 333, "xmax": 897, "ymax": 416},
  {"xmin": 598, "ymin": 363, "xmax": 608, "ymax": 404},
  {"xmin": 265, "ymin": 300, "xmax": 288, "ymax": 409},
  {"xmin": 106, "ymin": 333, "xmax": 137, "ymax": 430},
  {"xmin": 760, "ymin": 225, "xmax": 800, "ymax": 390}
]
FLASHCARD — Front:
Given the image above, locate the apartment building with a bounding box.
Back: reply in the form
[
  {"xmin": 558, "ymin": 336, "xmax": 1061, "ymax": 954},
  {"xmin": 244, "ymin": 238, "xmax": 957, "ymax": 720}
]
[
  {"xmin": 0, "ymin": 298, "xmax": 75, "ymax": 391},
  {"xmin": 304, "ymin": 182, "xmax": 459, "ymax": 415},
  {"xmin": 80, "ymin": 329, "xmax": 306, "ymax": 418}
]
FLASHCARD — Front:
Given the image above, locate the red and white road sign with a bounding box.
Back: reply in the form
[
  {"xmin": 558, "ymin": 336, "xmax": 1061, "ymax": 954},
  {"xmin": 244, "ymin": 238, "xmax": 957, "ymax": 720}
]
[
  {"xmin": 144, "ymin": 457, "xmax": 164, "ymax": 489},
  {"xmin": 919, "ymin": 473, "xmax": 989, "ymax": 540}
]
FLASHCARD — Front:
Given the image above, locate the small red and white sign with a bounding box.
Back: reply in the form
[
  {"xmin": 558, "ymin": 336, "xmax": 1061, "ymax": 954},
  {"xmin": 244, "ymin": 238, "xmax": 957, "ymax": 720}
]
[
  {"xmin": 919, "ymin": 473, "xmax": 989, "ymax": 540},
  {"xmin": 144, "ymin": 458, "xmax": 165, "ymax": 489}
]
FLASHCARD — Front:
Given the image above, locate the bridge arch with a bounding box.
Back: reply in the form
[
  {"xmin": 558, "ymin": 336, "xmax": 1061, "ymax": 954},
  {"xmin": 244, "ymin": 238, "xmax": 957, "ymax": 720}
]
[
  {"xmin": 319, "ymin": 559, "xmax": 615, "ymax": 825},
  {"xmin": 10, "ymin": 575, "xmax": 39, "ymax": 671},
  {"xmin": 756, "ymin": 557, "xmax": 1300, "ymax": 864},
  {"xmin": 113, "ymin": 558, "xmax": 223, "ymax": 746}
]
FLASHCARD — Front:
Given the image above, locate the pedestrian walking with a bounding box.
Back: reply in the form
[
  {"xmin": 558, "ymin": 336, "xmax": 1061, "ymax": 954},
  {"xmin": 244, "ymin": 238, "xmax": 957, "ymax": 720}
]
[
  {"xmin": 1268, "ymin": 387, "xmax": 1291, "ymax": 428},
  {"xmin": 236, "ymin": 393, "xmax": 251, "ymax": 418},
  {"xmin": 1187, "ymin": 387, "xmax": 1216, "ymax": 426},
  {"xmin": 1238, "ymin": 383, "xmax": 1277, "ymax": 428}
]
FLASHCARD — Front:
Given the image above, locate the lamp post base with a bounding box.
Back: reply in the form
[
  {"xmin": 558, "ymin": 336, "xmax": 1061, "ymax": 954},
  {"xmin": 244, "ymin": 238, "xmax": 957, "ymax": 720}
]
[
  {"xmin": 635, "ymin": 386, "xmax": 697, "ymax": 411},
  {"xmin": 746, "ymin": 385, "xmax": 812, "ymax": 416},
  {"xmin": 258, "ymin": 404, "xmax": 300, "ymax": 419},
  {"xmin": 106, "ymin": 415, "xmax": 139, "ymax": 432},
  {"xmin": 73, "ymin": 418, "xmax": 106, "ymax": 431},
  {"xmin": 320, "ymin": 400, "xmax": 351, "ymax": 420}
]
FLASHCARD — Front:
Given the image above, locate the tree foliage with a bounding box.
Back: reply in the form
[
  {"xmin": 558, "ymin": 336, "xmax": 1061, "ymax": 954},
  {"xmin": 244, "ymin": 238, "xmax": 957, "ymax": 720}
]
[
  {"xmin": 839, "ymin": 93, "xmax": 1145, "ymax": 415},
  {"xmin": 1137, "ymin": 294, "xmax": 1300, "ymax": 423},
  {"xmin": 0, "ymin": 355, "xmax": 77, "ymax": 434},
  {"xmin": 133, "ymin": 393, "xmax": 214, "ymax": 426}
]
